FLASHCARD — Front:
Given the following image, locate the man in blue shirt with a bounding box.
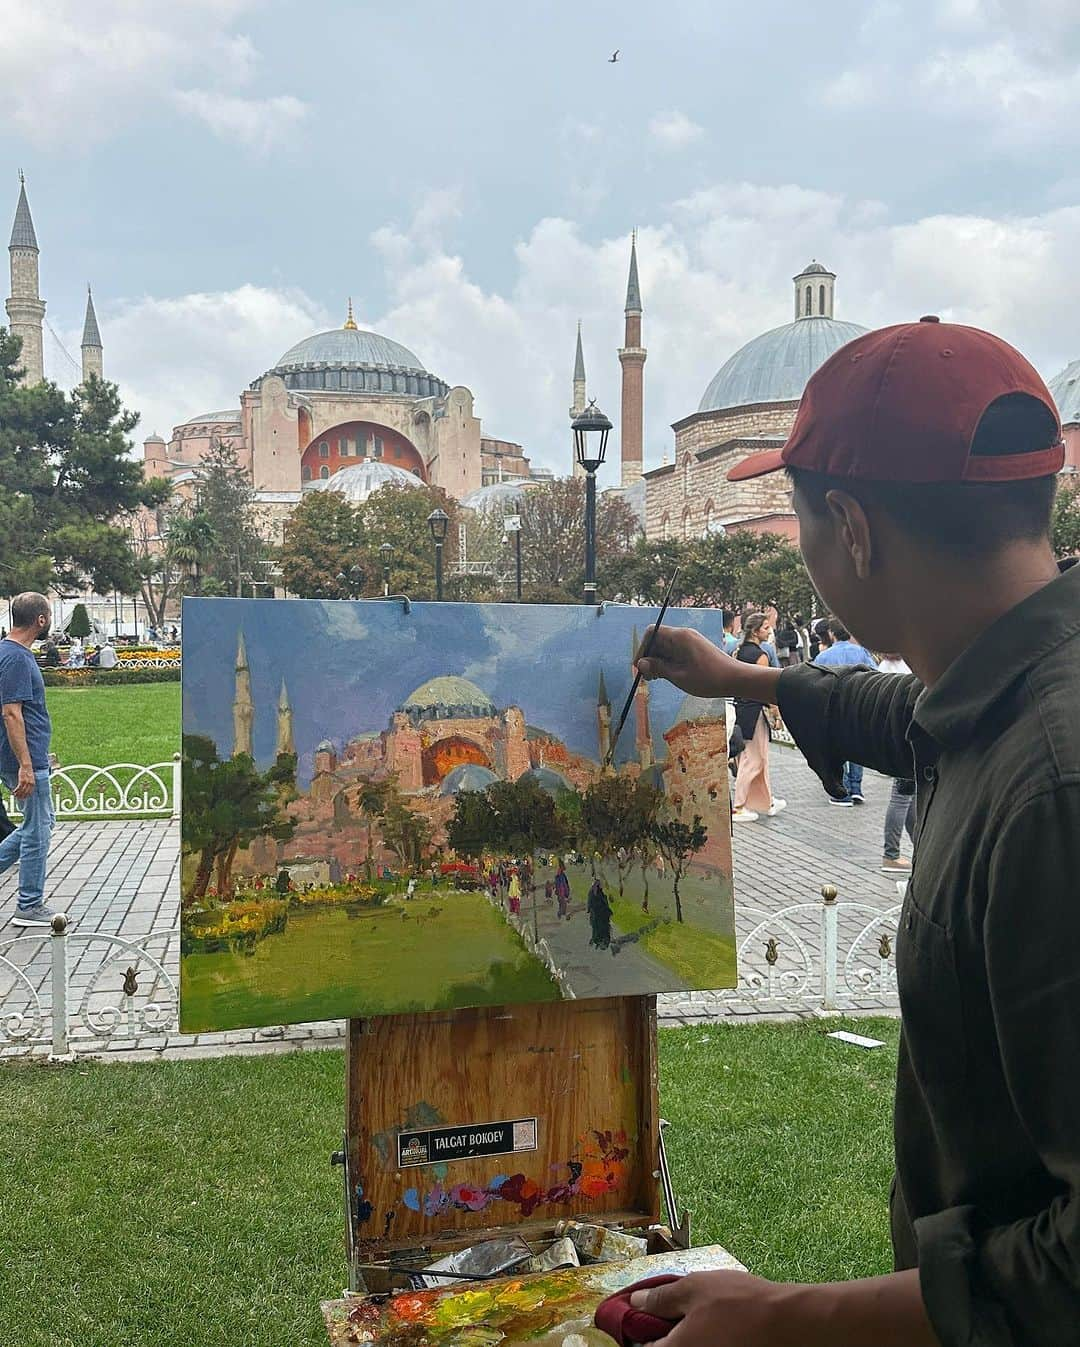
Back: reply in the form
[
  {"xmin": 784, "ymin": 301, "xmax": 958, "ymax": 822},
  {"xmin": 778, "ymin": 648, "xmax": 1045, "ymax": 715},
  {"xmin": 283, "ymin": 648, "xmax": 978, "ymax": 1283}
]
[
  {"xmin": 813, "ymin": 618, "xmax": 878, "ymax": 803},
  {"xmin": 0, "ymin": 592, "xmax": 63, "ymax": 927},
  {"xmin": 721, "ymin": 610, "xmax": 739, "ymax": 655}
]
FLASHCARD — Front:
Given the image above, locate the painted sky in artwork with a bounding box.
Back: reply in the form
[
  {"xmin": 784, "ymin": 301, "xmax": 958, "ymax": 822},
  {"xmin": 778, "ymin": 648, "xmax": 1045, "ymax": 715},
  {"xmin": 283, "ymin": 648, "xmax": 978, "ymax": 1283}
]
[{"xmin": 182, "ymin": 598, "xmax": 727, "ymax": 786}]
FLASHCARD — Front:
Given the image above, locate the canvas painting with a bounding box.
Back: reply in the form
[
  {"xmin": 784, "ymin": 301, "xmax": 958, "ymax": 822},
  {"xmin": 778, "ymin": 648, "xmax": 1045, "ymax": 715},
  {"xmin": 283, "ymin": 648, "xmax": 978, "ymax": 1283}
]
[{"xmin": 179, "ymin": 598, "xmax": 736, "ymax": 1032}]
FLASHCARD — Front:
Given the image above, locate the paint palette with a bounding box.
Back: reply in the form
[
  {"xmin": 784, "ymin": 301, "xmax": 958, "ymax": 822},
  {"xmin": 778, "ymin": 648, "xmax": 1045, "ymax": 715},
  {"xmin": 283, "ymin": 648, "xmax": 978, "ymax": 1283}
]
[{"xmin": 323, "ymin": 1245, "xmax": 746, "ymax": 1347}]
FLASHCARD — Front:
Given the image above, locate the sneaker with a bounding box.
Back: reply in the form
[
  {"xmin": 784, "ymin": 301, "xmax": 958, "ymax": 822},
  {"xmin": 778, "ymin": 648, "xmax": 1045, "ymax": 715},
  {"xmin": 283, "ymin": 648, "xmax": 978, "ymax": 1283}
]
[
  {"xmin": 731, "ymin": 808, "xmax": 759, "ymax": 822},
  {"xmin": 880, "ymin": 857, "xmax": 912, "ymax": 874},
  {"xmin": 850, "ymin": 793, "xmax": 866, "ymax": 804},
  {"xmin": 765, "ymin": 799, "xmax": 787, "ymax": 817},
  {"xmin": 11, "ymin": 902, "xmax": 66, "ymax": 928},
  {"xmin": 828, "ymin": 796, "xmax": 854, "ymax": 807}
]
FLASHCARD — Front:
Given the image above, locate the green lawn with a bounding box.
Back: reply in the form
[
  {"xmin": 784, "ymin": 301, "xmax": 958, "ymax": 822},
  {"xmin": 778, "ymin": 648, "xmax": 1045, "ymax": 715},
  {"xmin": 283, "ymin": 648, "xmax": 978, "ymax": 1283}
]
[
  {"xmin": 0, "ymin": 1018, "xmax": 899, "ymax": 1347},
  {"xmin": 180, "ymin": 892, "xmax": 560, "ymax": 1032},
  {"xmin": 46, "ymin": 682, "xmax": 181, "ymax": 766}
]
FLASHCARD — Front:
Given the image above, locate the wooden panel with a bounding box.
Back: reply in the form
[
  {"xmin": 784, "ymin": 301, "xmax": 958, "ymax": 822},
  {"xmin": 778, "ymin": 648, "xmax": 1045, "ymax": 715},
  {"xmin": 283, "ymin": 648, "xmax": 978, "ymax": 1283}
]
[{"xmin": 347, "ymin": 996, "xmax": 659, "ymax": 1254}]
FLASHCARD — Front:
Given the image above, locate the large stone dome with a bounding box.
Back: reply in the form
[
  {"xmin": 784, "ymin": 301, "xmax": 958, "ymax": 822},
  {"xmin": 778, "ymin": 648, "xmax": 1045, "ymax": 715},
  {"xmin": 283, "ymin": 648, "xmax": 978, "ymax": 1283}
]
[
  {"xmin": 698, "ymin": 316, "xmax": 868, "ymax": 413},
  {"xmin": 400, "ymin": 676, "xmax": 496, "ymax": 720},
  {"xmin": 275, "ymin": 328, "xmax": 427, "ymax": 373},
  {"xmin": 461, "ymin": 480, "xmax": 538, "ymax": 514},
  {"xmin": 306, "ymin": 461, "xmax": 425, "ymax": 503},
  {"xmin": 1049, "ymin": 359, "xmax": 1080, "ymax": 426}
]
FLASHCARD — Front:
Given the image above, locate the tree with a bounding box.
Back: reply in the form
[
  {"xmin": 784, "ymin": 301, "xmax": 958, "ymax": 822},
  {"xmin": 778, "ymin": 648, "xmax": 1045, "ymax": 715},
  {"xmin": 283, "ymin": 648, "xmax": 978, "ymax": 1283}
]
[
  {"xmin": 741, "ymin": 538, "xmax": 819, "ymax": 620},
  {"xmin": 0, "ymin": 329, "xmax": 168, "ymax": 595},
  {"xmin": 359, "ymin": 482, "xmax": 461, "ymax": 599},
  {"xmin": 380, "ymin": 791, "xmax": 434, "ymax": 873},
  {"xmin": 353, "ymin": 775, "xmax": 394, "ymax": 879},
  {"xmin": 181, "ymin": 734, "xmax": 295, "ymax": 900},
  {"xmin": 67, "ymin": 602, "xmax": 91, "ymax": 639},
  {"xmin": 649, "ymin": 815, "xmax": 707, "ymax": 923},
  {"xmin": 580, "ymin": 776, "xmax": 662, "ymax": 896},
  {"xmin": 599, "ymin": 537, "xmax": 687, "ymax": 605},
  {"xmin": 193, "ymin": 438, "xmax": 269, "ymax": 596},
  {"xmin": 513, "ymin": 478, "xmax": 642, "ymax": 594},
  {"xmin": 447, "ymin": 789, "xmax": 501, "ymax": 863},
  {"xmin": 1053, "ymin": 478, "xmax": 1080, "ymax": 559},
  {"xmin": 278, "ymin": 490, "xmax": 371, "ymax": 598}
]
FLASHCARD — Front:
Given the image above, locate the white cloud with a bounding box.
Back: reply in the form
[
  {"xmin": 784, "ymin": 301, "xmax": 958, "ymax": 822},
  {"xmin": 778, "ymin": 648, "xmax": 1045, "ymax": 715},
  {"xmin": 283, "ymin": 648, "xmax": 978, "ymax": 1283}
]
[
  {"xmin": 647, "ymin": 110, "xmax": 705, "ymax": 149},
  {"xmin": 76, "ymin": 187, "xmax": 1080, "ymax": 485},
  {"xmin": 173, "ymin": 90, "xmax": 308, "ymax": 154},
  {"xmin": 0, "ymin": 0, "xmax": 306, "ymax": 149}
]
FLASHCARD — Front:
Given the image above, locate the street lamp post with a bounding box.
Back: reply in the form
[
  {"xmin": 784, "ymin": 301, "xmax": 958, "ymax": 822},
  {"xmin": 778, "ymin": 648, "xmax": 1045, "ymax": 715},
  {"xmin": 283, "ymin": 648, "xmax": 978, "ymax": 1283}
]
[
  {"xmin": 503, "ymin": 514, "xmax": 523, "ymax": 602},
  {"xmin": 571, "ymin": 400, "xmax": 612, "ymax": 606},
  {"xmin": 379, "ymin": 543, "xmax": 394, "ymax": 597},
  {"xmin": 426, "ymin": 508, "xmax": 449, "ymax": 601}
]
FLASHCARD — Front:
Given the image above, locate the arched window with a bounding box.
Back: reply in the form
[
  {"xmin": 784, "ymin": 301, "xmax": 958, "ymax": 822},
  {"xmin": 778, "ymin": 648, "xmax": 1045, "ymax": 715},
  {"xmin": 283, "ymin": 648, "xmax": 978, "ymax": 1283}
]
[
  {"xmin": 682, "ymin": 508, "xmax": 691, "ymax": 540},
  {"xmin": 339, "ymin": 438, "xmax": 348, "ymax": 457},
  {"xmin": 319, "ymin": 441, "xmax": 329, "ymax": 458},
  {"xmin": 819, "ymin": 283, "xmax": 826, "ymax": 315},
  {"xmin": 683, "ymin": 455, "xmax": 691, "ymax": 496},
  {"xmin": 795, "ymin": 287, "xmax": 801, "ymax": 317},
  {"xmin": 805, "ymin": 284, "xmax": 813, "ymax": 315},
  {"xmin": 319, "ymin": 464, "xmax": 329, "ymax": 480},
  {"xmin": 661, "ymin": 513, "xmax": 670, "ymax": 540},
  {"xmin": 702, "ymin": 501, "xmax": 713, "ymax": 537},
  {"xmin": 302, "ymin": 464, "xmax": 312, "ymax": 482}
]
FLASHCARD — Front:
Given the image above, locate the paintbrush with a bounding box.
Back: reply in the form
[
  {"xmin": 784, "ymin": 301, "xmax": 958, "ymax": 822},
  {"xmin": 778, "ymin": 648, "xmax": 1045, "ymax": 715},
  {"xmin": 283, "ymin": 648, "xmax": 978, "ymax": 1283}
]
[{"xmin": 603, "ymin": 567, "xmax": 681, "ymax": 769}]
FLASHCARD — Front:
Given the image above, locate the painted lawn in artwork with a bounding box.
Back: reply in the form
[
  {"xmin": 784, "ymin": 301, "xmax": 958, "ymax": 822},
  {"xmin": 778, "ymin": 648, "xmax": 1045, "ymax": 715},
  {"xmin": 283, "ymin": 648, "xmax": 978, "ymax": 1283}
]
[{"xmin": 180, "ymin": 597, "xmax": 737, "ymax": 1031}]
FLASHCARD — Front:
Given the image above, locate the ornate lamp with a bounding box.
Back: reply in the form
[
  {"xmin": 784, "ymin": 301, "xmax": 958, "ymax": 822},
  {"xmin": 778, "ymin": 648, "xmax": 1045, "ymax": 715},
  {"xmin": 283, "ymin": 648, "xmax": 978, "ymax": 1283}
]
[
  {"xmin": 426, "ymin": 509, "xmax": 450, "ymax": 600},
  {"xmin": 571, "ymin": 401, "xmax": 613, "ymax": 604}
]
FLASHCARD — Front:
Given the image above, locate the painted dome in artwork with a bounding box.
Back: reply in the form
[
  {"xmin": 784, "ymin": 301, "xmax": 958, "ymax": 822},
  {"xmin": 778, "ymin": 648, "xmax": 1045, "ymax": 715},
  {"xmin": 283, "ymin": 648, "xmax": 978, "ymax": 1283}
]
[
  {"xmin": 400, "ymin": 676, "xmax": 496, "ymax": 720},
  {"xmin": 306, "ymin": 461, "xmax": 425, "ymax": 503},
  {"xmin": 439, "ymin": 763, "xmax": 499, "ymax": 795},
  {"xmin": 674, "ymin": 693, "xmax": 731, "ymax": 725},
  {"xmin": 521, "ymin": 765, "xmax": 573, "ymax": 796},
  {"xmin": 1049, "ymin": 358, "xmax": 1080, "ymax": 426}
]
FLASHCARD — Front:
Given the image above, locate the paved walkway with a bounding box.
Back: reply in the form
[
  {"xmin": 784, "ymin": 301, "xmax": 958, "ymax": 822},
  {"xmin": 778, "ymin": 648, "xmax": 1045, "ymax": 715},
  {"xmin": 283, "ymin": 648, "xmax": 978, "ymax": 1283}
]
[{"xmin": 0, "ymin": 747, "xmax": 907, "ymax": 1059}]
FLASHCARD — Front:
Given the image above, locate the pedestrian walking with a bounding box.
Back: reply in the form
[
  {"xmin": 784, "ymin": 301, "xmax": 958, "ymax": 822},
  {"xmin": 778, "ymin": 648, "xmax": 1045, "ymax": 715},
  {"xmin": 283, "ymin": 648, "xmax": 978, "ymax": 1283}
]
[
  {"xmin": 813, "ymin": 617, "xmax": 878, "ymax": 803},
  {"xmin": 878, "ymin": 655, "xmax": 917, "ymax": 874},
  {"xmin": 634, "ymin": 317, "xmax": 1080, "ymax": 1344},
  {"xmin": 731, "ymin": 613, "xmax": 786, "ymax": 822},
  {"xmin": 0, "ymin": 593, "xmax": 63, "ymax": 927}
]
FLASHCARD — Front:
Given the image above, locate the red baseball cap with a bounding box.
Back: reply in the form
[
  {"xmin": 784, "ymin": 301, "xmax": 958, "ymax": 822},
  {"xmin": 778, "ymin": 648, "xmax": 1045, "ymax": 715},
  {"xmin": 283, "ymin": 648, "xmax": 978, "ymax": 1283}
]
[{"xmin": 727, "ymin": 317, "xmax": 1064, "ymax": 483}]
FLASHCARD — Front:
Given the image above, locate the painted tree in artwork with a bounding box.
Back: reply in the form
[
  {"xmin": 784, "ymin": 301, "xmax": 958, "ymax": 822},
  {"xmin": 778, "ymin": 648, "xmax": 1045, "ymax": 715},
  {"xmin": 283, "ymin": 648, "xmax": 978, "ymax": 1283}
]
[
  {"xmin": 447, "ymin": 789, "xmax": 501, "ymax": 863},
  {"xmin": 580, "ymin": 776, "xmax": 662, "ymax": 896},
  {"xmin": 379, "ymin": 788, "xmax": 434, "ymax": 873},
  {"xmin": 181, "ymin": 735, "xmax": 296, "ymax": 899},
  {"xmin": 649, "ymin": 815, "xmax": 708, "ymax": 924}
]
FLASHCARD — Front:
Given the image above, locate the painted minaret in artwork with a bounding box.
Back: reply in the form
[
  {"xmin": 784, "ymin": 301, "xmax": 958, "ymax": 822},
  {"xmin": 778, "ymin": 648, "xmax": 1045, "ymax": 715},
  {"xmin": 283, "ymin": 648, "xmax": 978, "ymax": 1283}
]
[
  {"xmin": 596, "ymin": 669, "xmax": 612, "ymax": 763},
  {"xmin": 618, "ymin": 232, "xmax": 646, "ymax": 487},
  {"xmin": 81, "ymin": 285, "xmax": 103, "ymax": 383},
  {"xmin": 233, "ymin": 632, "xmax": 254, "ymax": 758},
  {"xmin": 632, "ymin": 626, "xmax": 654, "ymax": 768},
  {"xmin": 570, "ymin": 321, "xmax": 588, "ymax": 479},
  {"xmin": 6, "ymin": 175, "xmax": 45, "ymax": 386},
  {"xmin": 276, "ymin": 679, "xmax": 295, "ymax": 758}
]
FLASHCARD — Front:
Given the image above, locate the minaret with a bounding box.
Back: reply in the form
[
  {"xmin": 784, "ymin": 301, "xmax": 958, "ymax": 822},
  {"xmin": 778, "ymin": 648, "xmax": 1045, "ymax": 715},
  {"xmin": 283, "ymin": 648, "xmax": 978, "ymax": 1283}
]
[
  {"xmin": 6, "ymin": 174, "xmax": 45, "ymax": 386},
  {"xmin": 81, "ymin": 285, "xmax": 103, "ymax": 383},
  {"xmin": 597, "ymin": 669, "xmax": 612, "ymax": 763},
  {"xmin": 233, "ymin": 632, "xmax": 254, "ymax": 758},
  {"xmin": 276, "ymin": 679, "xmax": 295, "ymax": 757},
  {"xmin": 618, "ymin": 232, "xmax": 646, "ymax": 488},
  {"xmin": 632, "ymin": 626, "xmax": 654, "ymax": 768},
  {"xmin": 794, "ymin": 260, "xmax": 836, "ymax": 320},
  {"xmin": 569, "ymin": 321, "xmax": 587, "ymax": 479}
]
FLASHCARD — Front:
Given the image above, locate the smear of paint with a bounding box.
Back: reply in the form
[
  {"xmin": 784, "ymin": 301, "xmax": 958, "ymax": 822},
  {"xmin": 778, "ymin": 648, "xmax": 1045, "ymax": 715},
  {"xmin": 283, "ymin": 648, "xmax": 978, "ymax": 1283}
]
[{"xmin": 403, "ymin": 1187, "xmax": 421, "ymax": 1212}]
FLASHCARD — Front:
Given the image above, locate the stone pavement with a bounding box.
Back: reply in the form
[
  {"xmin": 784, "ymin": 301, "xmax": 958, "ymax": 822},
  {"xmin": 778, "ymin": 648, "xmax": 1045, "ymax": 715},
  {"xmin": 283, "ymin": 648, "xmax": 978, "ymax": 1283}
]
[{"xmin": 0, "ymin": 747, "xmax": 906, "ymax": 1061}]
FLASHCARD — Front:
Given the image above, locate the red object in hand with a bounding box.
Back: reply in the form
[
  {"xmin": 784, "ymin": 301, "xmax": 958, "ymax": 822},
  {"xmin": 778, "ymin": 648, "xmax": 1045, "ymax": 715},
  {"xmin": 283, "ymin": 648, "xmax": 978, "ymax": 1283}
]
[{"xmin": 594, "ymin": 1274, "xmax": 682, "ymax": 1345}]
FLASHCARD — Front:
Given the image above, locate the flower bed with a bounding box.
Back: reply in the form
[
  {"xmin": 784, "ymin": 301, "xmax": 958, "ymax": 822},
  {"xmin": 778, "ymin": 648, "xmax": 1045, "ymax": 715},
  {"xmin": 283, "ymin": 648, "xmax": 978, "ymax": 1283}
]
[
  {"xmin": 42, "ymin": 667, "xmax": 180, "ymax": 687},
  {"xmin": 288, "ymin": 882, "xmax": 386, "ymax": 909},
  {"xmin": 181, "ymin": 897, "xmax": 288, "ymax": 955}
]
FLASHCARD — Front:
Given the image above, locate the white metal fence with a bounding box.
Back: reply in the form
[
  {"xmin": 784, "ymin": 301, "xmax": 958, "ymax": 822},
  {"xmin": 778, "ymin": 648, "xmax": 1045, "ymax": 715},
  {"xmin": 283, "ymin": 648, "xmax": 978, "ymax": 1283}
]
[{"xmin": 2, "ymin": 756, "xmax": 180, "ymax": 821}]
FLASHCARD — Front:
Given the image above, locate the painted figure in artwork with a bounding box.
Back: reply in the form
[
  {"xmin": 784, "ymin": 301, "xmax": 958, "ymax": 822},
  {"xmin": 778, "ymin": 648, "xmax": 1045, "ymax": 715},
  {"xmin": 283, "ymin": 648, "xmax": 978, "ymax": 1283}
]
[
  {"xmin": 554, "ymin": 862, "xmax": 571, "ymax": 920},
  {"xmin": 508, "ymin": 869, "xmax": 522, "ymax": 916},
  {"xmin": 587, "ymin": 879, "xmax": 613, "ymax": 950}
]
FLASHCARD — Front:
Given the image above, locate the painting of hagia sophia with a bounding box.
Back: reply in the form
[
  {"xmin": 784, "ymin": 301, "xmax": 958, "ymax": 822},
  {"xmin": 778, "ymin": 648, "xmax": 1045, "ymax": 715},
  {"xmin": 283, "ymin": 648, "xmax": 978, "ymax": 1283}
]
[{"xmin": 179, "ymin": 598, "xmax": 736, "ymax": 1033}]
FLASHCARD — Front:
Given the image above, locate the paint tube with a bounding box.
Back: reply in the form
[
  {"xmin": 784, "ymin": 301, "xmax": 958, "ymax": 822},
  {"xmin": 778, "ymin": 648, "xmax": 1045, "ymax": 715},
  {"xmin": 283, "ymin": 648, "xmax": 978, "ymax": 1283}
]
[
  {"xmin": 554, "ymin": 1221, "xmax": 649, "ymax": 1263},
  {"xmin": 526, "ymin": 1237, "xmax": 581, "ymax": 1274},
  {"xmin": 413, "ymin": 1236, "xmax": 534, "ymax": 1288}
]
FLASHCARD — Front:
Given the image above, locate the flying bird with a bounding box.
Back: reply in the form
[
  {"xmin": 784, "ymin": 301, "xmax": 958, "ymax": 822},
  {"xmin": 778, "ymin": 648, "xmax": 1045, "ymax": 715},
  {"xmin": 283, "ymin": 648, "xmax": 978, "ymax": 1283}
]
[{"xmin": 609, "ymin": 49, "xmax": 620, "ymax": 63}]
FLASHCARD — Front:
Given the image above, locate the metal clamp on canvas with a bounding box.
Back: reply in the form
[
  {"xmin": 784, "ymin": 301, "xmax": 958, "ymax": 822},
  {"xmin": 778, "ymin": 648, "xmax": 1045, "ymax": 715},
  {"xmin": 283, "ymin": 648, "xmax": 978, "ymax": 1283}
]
[{"xmin": 179, "ymin": 597, "xmax": 737, "ymax": 1033}]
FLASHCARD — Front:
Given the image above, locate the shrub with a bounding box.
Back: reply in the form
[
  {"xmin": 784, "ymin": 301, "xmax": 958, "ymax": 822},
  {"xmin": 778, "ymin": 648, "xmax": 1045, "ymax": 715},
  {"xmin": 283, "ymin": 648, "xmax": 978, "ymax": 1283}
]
[
  {"xmin": 68, "ymin": 603, "xmax": 92, "ymax": 639},
  {"xmin": 42, "ymin": 667, "xmax": 181, "ymax": 687},
  {"xmin": 180, "ymin": 897, "xmax": 288, "ymax": 954}
]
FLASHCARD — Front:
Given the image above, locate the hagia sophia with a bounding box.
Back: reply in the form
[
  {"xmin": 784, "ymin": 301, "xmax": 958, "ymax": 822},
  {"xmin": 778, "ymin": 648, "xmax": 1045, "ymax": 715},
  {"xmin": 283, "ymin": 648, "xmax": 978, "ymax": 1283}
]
[
  {"xmin": 232, "ymin": 629, "xmax": 731, "ymax": 880},
  {"xmin": 8, "ymin": 175, "xmax": 1080, "ymax": 548}
]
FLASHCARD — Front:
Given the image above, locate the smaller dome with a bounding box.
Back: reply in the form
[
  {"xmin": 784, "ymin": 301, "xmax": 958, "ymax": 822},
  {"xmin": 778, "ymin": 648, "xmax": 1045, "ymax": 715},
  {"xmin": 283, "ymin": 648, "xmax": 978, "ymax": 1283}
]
[
  {"xmin": 521, "ymin": 766, "xmax": 572, "ymax": 797},
  {"xmin": 1049, "ymin": 358, "xmax": 1080, "ymax": 427},
  {"xmin": 316, "ymin": 739, "xmax": 334, "ymax": 753},
  {"xmin": 184, "ymin": 409, "xmax": 241, "ymax": 425},
  {"xmin": 462, "ymin": 480, "xmax": 538, "ymax": 514},
  {"xmin": 440, "ymin": 763, "xmax": 499, "ymax": 796},
  {"xmin": 307, "ymin": 461, "xmax": 425, "ymax": 504},
  {"xmin": 400, "ymin": 676, "xmax": 496, "ymax": 720},
  {"xmin": 796, "ymin": 260, "xmax": 831, "ymax": 276}
]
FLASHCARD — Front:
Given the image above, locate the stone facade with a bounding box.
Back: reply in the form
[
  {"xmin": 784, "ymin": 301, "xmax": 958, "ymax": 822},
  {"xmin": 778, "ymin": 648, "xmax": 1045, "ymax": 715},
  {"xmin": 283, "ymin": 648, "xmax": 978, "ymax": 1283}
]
[{"xmin": 644, "ymin": 401, "xmax": 797, "ymax": 541}]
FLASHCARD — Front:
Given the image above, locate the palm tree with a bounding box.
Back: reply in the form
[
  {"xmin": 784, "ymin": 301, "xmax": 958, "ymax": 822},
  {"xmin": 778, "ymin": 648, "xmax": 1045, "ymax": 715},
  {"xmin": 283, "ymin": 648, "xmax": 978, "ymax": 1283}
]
[{"xmin": 168, "ymin": 509, "xmax": 215, "ymax": 593}]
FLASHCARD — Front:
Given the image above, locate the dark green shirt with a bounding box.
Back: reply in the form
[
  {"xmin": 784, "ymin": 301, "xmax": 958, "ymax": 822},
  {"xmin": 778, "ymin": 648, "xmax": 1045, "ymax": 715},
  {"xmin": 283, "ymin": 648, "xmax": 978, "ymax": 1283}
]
[{"xmin": 777, "ymin": 564, "xmax": 1080, "ymax": 1347}]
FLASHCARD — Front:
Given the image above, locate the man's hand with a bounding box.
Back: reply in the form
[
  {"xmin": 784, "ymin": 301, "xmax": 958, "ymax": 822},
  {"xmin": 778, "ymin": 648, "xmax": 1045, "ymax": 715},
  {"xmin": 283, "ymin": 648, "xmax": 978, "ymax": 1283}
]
[
  {"xmin": 629, "ymin": 1271, "xmax": 806, "ymax": 1347},
  {"xmin": 14, "ymin": 763, "xmax": 35, "ymax": 799},
  {"xmin": 634, "ymin": 626, "xmax": 736, "ymax": 697}
]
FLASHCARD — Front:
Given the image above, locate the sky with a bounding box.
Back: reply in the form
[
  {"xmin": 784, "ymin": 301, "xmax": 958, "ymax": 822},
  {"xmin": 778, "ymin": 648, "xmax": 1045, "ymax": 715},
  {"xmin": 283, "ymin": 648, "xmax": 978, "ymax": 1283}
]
[
  {"xmin": 182, "ymin": 597, "xmax": 725, "ymax": 785},
  {"xmin": 5, "ymin": 0, "xmax": 1080, "ymax": 485}
]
